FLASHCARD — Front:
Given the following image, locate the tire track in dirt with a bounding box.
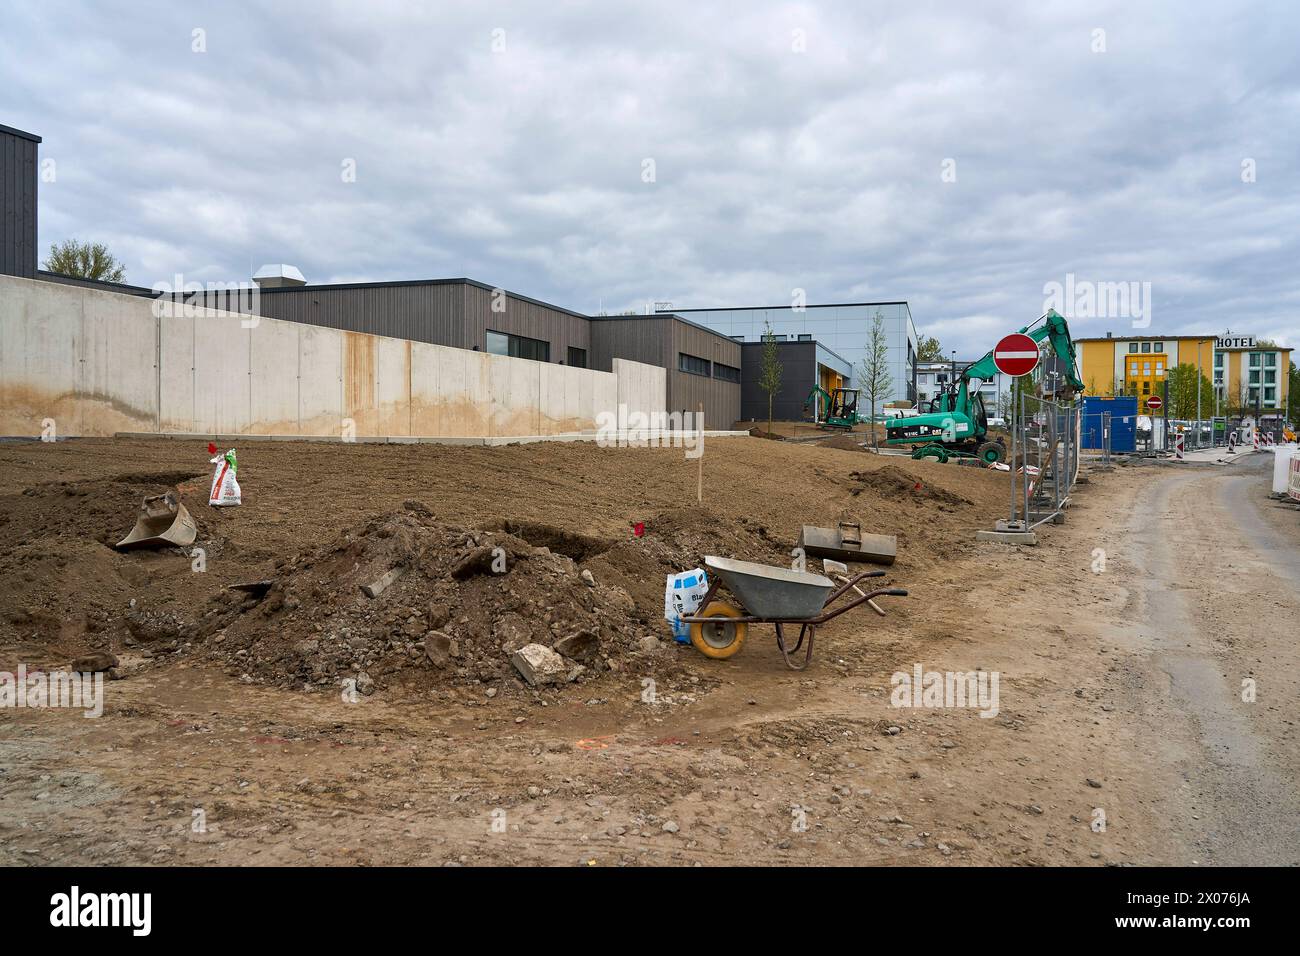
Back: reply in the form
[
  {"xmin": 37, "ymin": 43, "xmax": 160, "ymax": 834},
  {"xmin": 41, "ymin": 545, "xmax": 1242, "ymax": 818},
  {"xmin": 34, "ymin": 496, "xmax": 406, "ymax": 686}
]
[{"xmin": 1122, "ymin": 458, "xmax": 1300, "ymax": 865}]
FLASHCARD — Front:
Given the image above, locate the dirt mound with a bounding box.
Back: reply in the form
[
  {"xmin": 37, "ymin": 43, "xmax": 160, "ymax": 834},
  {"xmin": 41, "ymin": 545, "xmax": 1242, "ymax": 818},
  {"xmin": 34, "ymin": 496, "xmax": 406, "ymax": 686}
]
[
  {"xmin": 818, "ymin": 434, "xmax": 869, "ymax": 452},
  {"xmin": 184, "ymin": 505, "xmax": 659, "ymax": 694},
  {"xmin": 848, "ymin": 465, "xmax": 972, "ymax": 507}
]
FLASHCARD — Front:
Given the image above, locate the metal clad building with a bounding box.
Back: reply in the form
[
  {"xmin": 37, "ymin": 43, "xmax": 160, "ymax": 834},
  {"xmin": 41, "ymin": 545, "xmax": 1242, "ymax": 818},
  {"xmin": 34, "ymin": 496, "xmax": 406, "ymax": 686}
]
[
  {"xmin": 590, "ymin": 314, "xmax": 742, "ymax": 428},
  {"xmin": 739, "ymin": 340, "xmax": 853, "ymax": 422},
  {"xmin": 254, "ymin": 279, "xmax": 593, "ymax": 364},
  {"xmin": 656, "ymin": 301, "xmax": 919, "ymax": 405},
  {"xmin": 0, "ymin": 124, "xmax": 41, "ymax": 279}
]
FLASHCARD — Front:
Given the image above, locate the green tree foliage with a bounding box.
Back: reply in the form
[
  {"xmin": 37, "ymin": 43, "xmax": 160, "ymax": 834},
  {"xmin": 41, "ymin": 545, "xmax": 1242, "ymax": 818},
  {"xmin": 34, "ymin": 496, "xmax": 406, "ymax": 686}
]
[
  {"xmin": 1164, "ymin": 363, "xmax": 1214, "ymax": 420},
  {"xmin": 917, "ymin": 335, "xmax": 944, "ymax": 362},
  {"xmin": 42, "ymin": 239, "xmax": 127, "ymax": 283}
]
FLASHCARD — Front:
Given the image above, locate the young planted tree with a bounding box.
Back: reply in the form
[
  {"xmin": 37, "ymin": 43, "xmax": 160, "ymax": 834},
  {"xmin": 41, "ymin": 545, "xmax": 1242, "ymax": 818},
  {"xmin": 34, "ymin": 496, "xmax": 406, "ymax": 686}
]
[
  {"xmin": 759, "ymin": 320, "xmax": 783, "ymax": 435},
  {"xmin": 1165, "ymin": 363, "xmax": 1214, "ymax": 420},
  {"xmin": 858, "ymin": 309, "xmax": 894, "ymax": 447},
  {"xmin": 42, "ymin": 239, "xmax": 127, "ymax": 283}
]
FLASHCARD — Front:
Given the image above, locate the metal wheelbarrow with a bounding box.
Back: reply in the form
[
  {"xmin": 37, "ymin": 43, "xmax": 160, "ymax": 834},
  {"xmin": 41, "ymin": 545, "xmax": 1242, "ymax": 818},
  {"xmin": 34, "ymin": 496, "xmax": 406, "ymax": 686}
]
[{"xmin": 680, "ymin": 555, "xmax": 907, "ymax": 670}]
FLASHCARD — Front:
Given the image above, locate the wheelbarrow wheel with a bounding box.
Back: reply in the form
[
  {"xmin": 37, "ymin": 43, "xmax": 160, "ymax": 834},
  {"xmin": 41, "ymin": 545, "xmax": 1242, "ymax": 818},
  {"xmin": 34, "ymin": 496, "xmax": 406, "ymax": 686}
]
[{"xmin": 690, "ymin": 602, "xmax": 747, "ymax": 660}]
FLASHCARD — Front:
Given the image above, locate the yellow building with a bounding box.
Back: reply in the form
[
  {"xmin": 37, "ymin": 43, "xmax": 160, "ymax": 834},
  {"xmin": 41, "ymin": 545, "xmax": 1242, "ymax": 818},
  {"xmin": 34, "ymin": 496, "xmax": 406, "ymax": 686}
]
[{"xmin": 1076, "ymin": 333, "xmax": 1292, "ymax": 416}]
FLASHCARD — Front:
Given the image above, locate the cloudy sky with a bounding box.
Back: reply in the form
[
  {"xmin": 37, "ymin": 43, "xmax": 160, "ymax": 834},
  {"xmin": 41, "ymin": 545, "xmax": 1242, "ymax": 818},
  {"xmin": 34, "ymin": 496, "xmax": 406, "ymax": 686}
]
[{"xmin": 2, "ymin": 0, "xmax": 1296, "ymax": 356}]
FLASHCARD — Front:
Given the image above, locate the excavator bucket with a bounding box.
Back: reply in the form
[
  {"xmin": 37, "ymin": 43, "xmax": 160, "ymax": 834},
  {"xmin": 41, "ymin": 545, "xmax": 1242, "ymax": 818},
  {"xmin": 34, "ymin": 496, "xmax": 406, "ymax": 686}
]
[{"xmin": 116, "ymin": 492, "xmax": 197, "ymax": 550}]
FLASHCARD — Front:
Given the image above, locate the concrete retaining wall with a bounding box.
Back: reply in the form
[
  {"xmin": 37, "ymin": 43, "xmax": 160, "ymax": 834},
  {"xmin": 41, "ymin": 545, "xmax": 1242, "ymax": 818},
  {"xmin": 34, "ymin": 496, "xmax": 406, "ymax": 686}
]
[{"xmin": 0, "ymin": 275, "xmax": 665, "ymax": 439}]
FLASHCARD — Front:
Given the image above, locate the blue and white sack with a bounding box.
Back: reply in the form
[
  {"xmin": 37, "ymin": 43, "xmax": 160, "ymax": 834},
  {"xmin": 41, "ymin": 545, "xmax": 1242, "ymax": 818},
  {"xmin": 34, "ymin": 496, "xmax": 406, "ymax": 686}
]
[{"xmin": 664, "ymin": 568, "xmax": 709, "ymax": 644}]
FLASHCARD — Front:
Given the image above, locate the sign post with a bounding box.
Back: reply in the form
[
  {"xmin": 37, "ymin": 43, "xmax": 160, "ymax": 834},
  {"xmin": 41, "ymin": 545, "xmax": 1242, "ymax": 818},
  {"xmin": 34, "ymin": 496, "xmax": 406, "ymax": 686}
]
[{"xmin": 994, "ymin": 333, "xmax": 1040, "ymax": 530}]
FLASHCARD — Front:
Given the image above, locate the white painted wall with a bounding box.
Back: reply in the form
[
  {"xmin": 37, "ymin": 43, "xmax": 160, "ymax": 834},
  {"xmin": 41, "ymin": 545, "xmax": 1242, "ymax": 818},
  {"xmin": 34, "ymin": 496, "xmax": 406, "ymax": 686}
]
[{"xmin": 0, "ymin": 275, "xmax": 665, "ymax": 439}]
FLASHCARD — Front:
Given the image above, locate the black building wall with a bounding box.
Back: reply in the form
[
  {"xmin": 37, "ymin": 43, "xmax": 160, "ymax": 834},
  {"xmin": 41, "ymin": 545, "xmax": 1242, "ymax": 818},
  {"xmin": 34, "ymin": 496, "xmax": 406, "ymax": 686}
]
[
  {"xmin": 0, "ymin": 124, "xmax": 40, "ymax": 279},
  {"xmin": 740, "ymin": 341, "xmax": 818, "ymax": 422}
]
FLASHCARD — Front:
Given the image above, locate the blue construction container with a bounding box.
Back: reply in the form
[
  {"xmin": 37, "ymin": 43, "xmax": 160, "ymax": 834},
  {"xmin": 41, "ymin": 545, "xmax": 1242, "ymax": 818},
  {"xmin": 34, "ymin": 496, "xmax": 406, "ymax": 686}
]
[{"xmin": 1081, "ymin": 396, "xmax": 1138, "ymax": 452}]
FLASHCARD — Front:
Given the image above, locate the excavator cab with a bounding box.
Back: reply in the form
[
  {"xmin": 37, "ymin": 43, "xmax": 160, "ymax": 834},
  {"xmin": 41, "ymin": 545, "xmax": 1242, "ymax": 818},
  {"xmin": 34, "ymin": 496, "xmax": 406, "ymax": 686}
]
[{"xmin": 830, "ymin": 388, "xmax": 859, "ymax": 421}]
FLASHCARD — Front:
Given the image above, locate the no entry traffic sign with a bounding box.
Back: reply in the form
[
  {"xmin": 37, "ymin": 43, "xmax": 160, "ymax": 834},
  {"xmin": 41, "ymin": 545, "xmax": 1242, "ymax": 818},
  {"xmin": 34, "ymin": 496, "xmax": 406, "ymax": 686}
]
[
  {"xmin": 993, "ymin": 333, "xmax": 1040, "ymax": 377},
  {"xmin": 1146, "ymin": 396, "xmax": 1163, "ymax": 411}
]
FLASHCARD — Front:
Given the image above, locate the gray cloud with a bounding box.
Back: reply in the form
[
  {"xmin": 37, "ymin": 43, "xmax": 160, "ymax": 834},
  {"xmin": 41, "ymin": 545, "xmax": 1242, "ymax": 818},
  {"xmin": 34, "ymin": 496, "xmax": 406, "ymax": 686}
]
[{"xmin": 2, "ymin": 0, "xmax": 1296, "ymax": 356}]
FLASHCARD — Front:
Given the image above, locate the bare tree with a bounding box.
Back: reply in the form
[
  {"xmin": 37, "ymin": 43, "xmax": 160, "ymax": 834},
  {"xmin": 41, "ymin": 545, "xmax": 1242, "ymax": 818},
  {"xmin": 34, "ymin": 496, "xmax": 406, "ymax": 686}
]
[
  {"xmin": 758, "ymin": 320, "xmax": 783, "ymax": 435},
  {"xmin": 858, "ymin": 310, "xmax": 893, "ymax": 447}
]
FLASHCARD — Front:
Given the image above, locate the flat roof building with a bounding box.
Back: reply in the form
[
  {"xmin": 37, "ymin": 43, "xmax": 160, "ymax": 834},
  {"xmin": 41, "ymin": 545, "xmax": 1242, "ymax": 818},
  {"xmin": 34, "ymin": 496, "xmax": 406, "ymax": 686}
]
[
  {"xmin": 1075, "ymin": 333, "xmax": 1292, "ymax": 418},
  {"xmin": 655, "ymin": 300, "xmax": 919, "ymax": 406}
]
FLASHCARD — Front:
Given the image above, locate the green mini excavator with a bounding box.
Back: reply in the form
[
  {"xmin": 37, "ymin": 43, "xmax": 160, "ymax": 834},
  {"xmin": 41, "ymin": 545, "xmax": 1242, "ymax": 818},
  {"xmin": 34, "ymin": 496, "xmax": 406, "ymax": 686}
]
[
  {"xmin": 803, "ymin": 385, "xmax": 864, "ymax": 430},
  {"xmin": 884, "ymin": 309, "xmax": 1084, "ymax": 463}
]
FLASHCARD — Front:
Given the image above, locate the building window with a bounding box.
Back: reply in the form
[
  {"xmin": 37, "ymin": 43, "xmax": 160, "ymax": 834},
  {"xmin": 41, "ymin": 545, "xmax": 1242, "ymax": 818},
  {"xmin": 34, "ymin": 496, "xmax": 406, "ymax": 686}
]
[
  {"xmin": 1141, "ymin": 342, "xmax": 1151, "ymax": 353},
  {"xmin": 1249, "ymin": 352, "xmax": 1261, "ymax": 368},
  {"xmin": 1249, "ymin": 369, "xmax": 1260, "ymax": 384},
  {"xmin": 487, "ymin": 330, "xmax": 550, "ymax": 362},
  {"xmin": 1153, "ymin": 342, "xmax": 1163, "ymax": 353},
  {"xmin": 679, "ymin": 353, "xmax": 711, "ymax": 376},
  {"xmin": 797, "ymin": 333, "xmax": 812, "ymax": 341},
  {"xmin": 1264, "ymin": 386, "xmax": 1277, "ymax": 406},
  {"xmin": 713, "ymin": 362, "xmax": 741, "ymax": 383},
  {"xmin": 1264, "ymin": 369, "xmax": 1276, "ymax": 384},
  {"xmin": 567, "ymin": 346, "xmax": 587, "ymax": 368},
  {"xmin": 1264, "ymin": 352, "xmax": 1278, "ymax": 368},
  {"xmin": 1214, "ymin": 352, "xmax": 1223, "ymax": 368},
  {"xmin": 1128, "ymin": 343, "xmax": 1139, "ymax": 353},
  {"xmin": 1142, "ymin": 381, "xmax": 1150, "ymax": 395}
]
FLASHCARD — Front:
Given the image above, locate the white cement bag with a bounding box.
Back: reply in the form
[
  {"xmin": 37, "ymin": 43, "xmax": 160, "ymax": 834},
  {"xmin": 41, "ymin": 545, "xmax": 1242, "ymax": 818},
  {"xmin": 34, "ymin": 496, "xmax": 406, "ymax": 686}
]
[
  {"xmin": 665, "ymin": 568, "xmax": 709, "ymax": 644},
  {"xmin": 208, "ymin": 449, "xmax": 242, "ymax": 507}
]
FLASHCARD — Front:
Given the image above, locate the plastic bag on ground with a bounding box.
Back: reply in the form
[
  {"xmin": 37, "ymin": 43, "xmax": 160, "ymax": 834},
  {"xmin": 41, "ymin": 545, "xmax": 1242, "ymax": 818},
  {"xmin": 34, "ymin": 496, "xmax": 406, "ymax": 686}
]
[
  {"xmin": 664, "ymin": 568, "xmax": 709, "ymax": 644},
  {"xmin": 208, "ymin": 448, "xmax": 242, "ymax": 507}
]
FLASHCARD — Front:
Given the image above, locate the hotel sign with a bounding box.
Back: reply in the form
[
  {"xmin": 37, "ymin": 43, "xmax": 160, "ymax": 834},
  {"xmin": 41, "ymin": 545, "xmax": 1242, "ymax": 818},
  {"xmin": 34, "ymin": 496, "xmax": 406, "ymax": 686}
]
[{"xmin": 1216, "ymin": 335, "xmax": 1255, "ymax": 349}]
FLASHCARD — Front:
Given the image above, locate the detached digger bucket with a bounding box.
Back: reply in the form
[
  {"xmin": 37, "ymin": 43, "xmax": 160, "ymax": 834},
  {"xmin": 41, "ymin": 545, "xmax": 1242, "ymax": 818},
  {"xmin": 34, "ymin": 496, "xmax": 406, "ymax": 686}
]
[{"xmin": 116, "ymin": 492, "xmax": 197, "ymax": 550}]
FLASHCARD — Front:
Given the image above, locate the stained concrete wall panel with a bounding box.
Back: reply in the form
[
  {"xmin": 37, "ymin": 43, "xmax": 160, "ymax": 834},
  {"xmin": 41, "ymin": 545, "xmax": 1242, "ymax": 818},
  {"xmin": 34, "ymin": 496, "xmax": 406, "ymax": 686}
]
[
  {"xmin": 342, "ymin": 333, "xmax": 412, "ymax": 437},
  {"xmin": 487, "ymin": 352, "xmax": 540, "ymax": 437},
  {"xmin": 158, "ymin": 311, "xmax": 197, "ymax": 433},
  {"xmin": 0, "ymin": 276, "xmax": 81, "ymax": 435},
  {"xmin": 248, "ymin": 319, "xmax": 300, "ymax": 434},
  {"xmin": 192, "ymin": 312, "xmax": 252, "ymax": 434},
  {"xmin": 410, "ymin": 342, "xmax": 492, "ymax": 437},
  {"xmin": 371, "ymin": 336, "xmax": 412, "ymax": 437},
  {"xmin": 613, "ymin": 358, "xmax": 666, "ymax": 422},
  {"xmin": 540, "ymin": 362, "xmax": 604, "ymax": 433},
  {"xmin": 297, "ymin": 323, "xmax": 343, "ymax": 437},
  {"xmin": 72, "ymin": 288, "xmax": 159, "ymax": 435}
]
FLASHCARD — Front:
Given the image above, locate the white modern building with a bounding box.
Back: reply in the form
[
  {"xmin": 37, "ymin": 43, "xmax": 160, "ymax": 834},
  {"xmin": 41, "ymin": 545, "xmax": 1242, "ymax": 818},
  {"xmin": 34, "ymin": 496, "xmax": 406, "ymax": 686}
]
[
  {"xmin": 655, "ymin": 301, "xmax": 919, "ymax": 406},
  {"xmin": 916, "ymin": 360, "xmax": 1005, "ymax": 412}
]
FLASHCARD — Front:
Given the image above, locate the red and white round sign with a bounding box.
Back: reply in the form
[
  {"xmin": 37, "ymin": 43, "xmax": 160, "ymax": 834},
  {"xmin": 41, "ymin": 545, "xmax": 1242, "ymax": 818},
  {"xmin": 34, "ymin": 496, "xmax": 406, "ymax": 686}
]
[
  {"xmin": 993, "ymin": 333, "xmax": 1040, "ymax": 377},
  {"xmin": 1146, "ymin": 396, "xmax": 1163, "ymax": 411}
]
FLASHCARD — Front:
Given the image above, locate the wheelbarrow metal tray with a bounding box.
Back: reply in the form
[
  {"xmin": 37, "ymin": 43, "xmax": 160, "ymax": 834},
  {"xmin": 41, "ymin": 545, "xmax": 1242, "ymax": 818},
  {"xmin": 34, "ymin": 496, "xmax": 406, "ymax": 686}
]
[{"xmin": 703, "ymin": 555, "xmax": 835, "ymax": 619}]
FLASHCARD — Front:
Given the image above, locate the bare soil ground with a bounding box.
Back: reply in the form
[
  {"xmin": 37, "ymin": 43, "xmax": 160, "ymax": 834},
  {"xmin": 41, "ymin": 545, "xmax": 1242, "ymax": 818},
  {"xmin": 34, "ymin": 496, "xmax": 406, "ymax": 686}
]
[{"xmin": 0, "ymin": 438, "xmax": 1295, "ymax": 866}]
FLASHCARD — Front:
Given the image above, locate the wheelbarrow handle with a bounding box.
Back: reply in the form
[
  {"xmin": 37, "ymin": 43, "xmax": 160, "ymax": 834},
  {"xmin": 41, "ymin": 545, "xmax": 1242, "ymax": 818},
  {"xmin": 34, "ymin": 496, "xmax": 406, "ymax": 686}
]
[{"xmin": 882, "ymin": 588, "xmax": 908, "ymax": 597}]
